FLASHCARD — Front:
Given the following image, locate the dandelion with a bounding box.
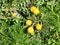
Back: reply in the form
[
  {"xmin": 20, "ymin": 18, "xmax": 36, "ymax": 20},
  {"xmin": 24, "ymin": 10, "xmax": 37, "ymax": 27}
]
[
  {"xmin": 4, "ymin": 8, "xmax": 9, "ymax": 12},
  {"xmin": 26, "ymin": 20, "xmax": 32, "ymax": 26},
  {"xmin": 27, "ymin": 26, "xmax": 34, "ymax": 35},
  {"xmin": 11, "ymin": 12, "xmax": 16, "ymax": 17},
  {"xmin": 35, "ymin": 23, "xmax": 42, "ymax": 30},
  {"xmin": 30, "ymin": 6, "xmax": 40, "ymax": 15}
]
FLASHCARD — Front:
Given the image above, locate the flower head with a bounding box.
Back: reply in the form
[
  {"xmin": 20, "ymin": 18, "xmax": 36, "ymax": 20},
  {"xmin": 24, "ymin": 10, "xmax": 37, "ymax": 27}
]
[
  {"xmin": 30, "ymin": 6, "xmax": 40, "ymax": 15},
  {"xmin": 11, "ymin": 12, "xmax": 16, "ymax": 17},
  {"xmin": 35, "ymin": 23, "xmax": 42, "ymax": 30},
  {"xmin": 4, "ymin": 8, "xmax": 9, "ymax": 12},
  {"xmin": 26, "ymin": 20, "xmax": 32, "ymax": 26},
  {"xmin": 27, "ymin": 26, "xmax": 34, "ymax": 35}
]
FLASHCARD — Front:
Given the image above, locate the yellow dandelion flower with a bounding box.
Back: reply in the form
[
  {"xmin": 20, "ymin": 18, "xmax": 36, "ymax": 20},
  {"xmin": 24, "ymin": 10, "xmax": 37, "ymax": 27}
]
[
  {"xmin": 36, "ymin": 23, "xmax": 42, "ymax": 30},
  {"xmin": 26, "ymin": 20, "xmax": 32, "ymax": 26},
  {"xmin": 30, "ymin": 6, "xmax": 40, "ymax": 15},
  {"xmin": 4, "ymin": 8, "xmax": 9, "ymax": 12},
  {"xmin": 11, "ymin": 12, "xmax": 16, "ymax": 17},
  {"xmin": 27, "ymin": 26, "xmax": 34, "ymax": 35}
]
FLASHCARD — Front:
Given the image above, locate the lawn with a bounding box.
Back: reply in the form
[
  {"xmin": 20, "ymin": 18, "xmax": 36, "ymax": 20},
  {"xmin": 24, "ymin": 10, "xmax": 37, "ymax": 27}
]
[{"xmin": 0, "ymin": 0, "xmax": 60, "ymax": 45}]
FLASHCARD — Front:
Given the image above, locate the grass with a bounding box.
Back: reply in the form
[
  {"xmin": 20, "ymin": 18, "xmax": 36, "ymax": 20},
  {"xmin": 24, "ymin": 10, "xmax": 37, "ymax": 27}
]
[{"xmin": 0, "ymin": 0, "xmax": 60, "ymax": 45}]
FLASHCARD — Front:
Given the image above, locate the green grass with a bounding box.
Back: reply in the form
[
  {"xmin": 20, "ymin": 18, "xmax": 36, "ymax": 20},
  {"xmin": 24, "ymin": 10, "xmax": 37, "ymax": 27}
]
[{"xmin": 0, "ymin": 0, "xmax": 60, "ymax": 45}]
